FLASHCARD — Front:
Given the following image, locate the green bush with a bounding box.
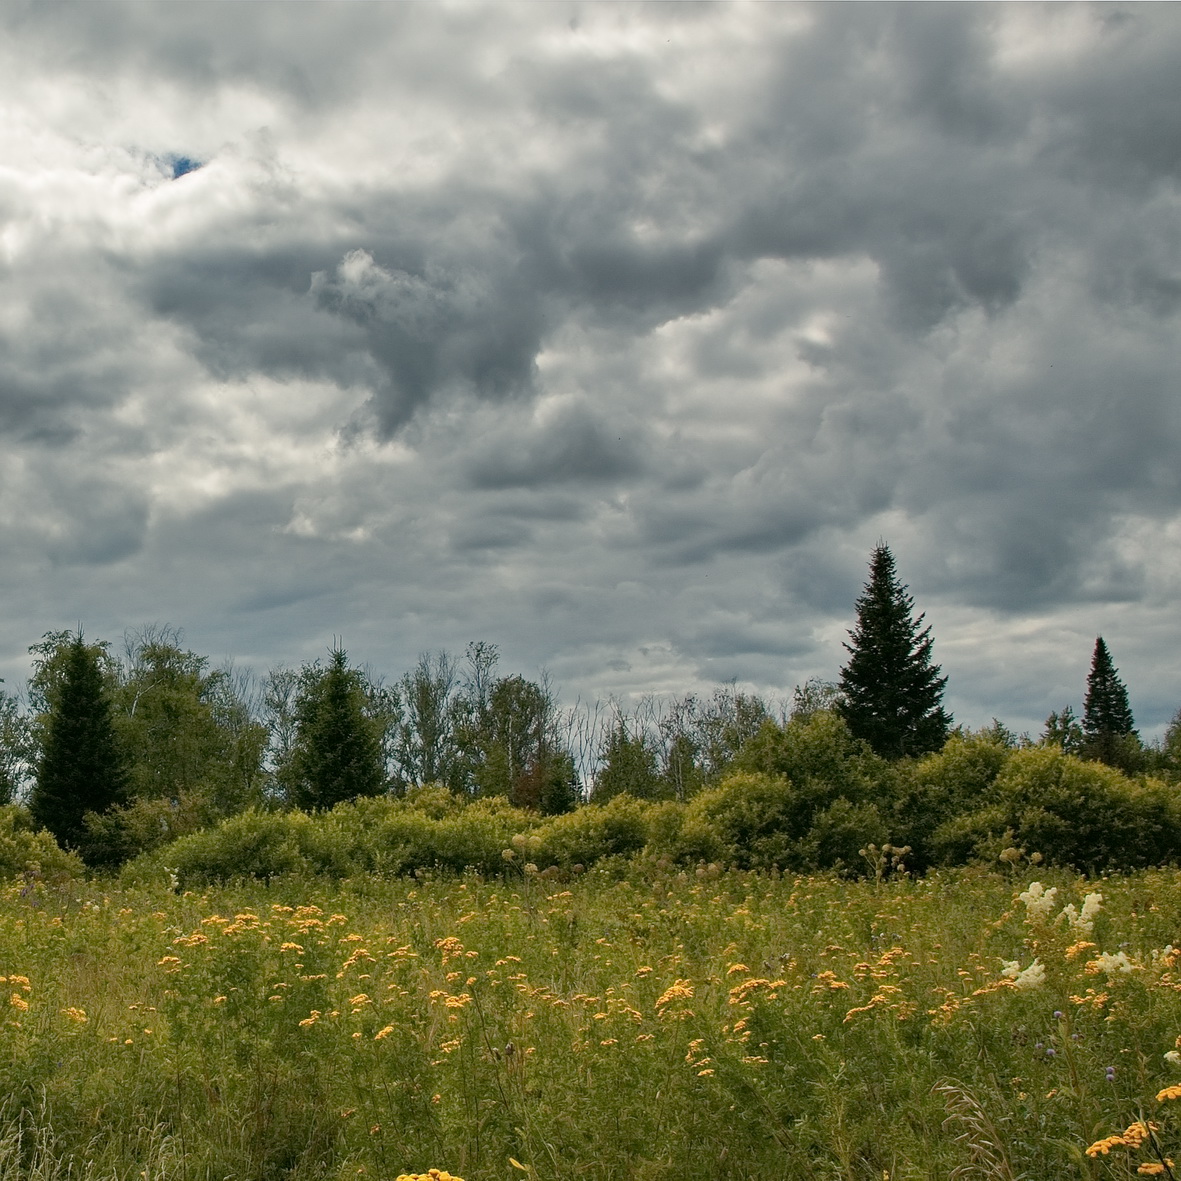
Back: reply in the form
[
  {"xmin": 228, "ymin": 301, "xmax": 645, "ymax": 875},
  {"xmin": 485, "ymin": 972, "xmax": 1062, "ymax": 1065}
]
[
  {"xmin": 677, "ymin": 773, "xmax": 801, "ymax": 871},
  {"xmin": 894, "ymin": 731, "xmax": 1013, "ymax": 867},
  {"xmin": 531, "ymin": 794, "xmax": 654, "ymax": 868},
  {"xmin": 993, "ymin": 747, "xmax": 1181, "ymax": 872},
  {"xmin": 736, "ymin": 711, "xmax": 890, "ymax": 811},
  {"xmin": 0, "ymin": 805, "xmax": 83, "ymax": 881}
]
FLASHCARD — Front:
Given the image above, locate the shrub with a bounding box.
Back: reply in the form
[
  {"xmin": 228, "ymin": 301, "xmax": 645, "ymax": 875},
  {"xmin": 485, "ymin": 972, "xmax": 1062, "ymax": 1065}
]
[
  {"xmin": 894, "ymin": 731, "xmax": 1012, "ymax": 868},
  {"xmin": 676, "ymin": 773, "xmax": 803, "ymax": 871},
  {"xmin": 531, "ymin": 794, "xmax": 654, "ymax": 868},
  {"xmin": 993, "ymin": 747, "xmax": 1181, "ymax": 872},
  {"xmin": 735, "ymin": 711, "xmax": 889, "ymax": 812},
  {"xmin": 0, "ymin": 805, "xmax": 83, "ymax": 881}
]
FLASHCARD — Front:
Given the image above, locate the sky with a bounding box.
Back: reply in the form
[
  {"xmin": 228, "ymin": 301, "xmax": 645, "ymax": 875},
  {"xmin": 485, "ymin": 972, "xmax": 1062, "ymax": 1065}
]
[{"xmin": 0, "ymin": 1, "xmax": 1179, "ymax": 738}]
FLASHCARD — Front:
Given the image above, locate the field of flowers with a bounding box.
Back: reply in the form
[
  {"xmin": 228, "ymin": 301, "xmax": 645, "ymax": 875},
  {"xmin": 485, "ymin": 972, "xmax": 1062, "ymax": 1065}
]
[{"xmin": 2, "ymin": 864, "xmax": 1181, "ymax": 1180}]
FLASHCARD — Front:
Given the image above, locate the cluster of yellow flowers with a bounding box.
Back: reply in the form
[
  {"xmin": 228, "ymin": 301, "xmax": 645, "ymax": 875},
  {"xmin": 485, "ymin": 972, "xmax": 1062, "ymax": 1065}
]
[{"xmin": 395, "ymin": 1171, "xmax": 463, "ymax": 1181}]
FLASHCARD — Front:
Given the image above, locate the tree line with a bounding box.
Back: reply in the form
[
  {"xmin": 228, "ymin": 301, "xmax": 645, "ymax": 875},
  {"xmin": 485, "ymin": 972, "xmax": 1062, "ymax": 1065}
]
[{"xmin": 1, "ymin": 545, "xmax": 1174, "ymax": 870}]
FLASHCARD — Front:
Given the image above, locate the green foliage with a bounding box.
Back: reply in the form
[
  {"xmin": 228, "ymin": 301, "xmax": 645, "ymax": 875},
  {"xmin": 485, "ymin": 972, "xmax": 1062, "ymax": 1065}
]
[
  {"xmin": 465, "ymin": 673, "xmax": 577, "ymax": 813},
  {"xmin": 0, "ymin": 804, "xmax": 83, "ymax": 880},
  {"xmin": 838, "ymin": 543, "xmax": 950, "ymax": 758},
  {"xmin": 80, "ymin": 790, "xmax": 213, "ymax": 872},
  {"xmin": 999, "ymin": 747, "xmax": 1180, "ymax": 872},
  {"xmin": 1041, "ymin": 704, "xmax": 1084, "ymax": 756},
  {"xmin": 1082, "ymin": 637, "xmax": 1140, "ymax": 769},
  {"xmin": 529, "ymin": 793, "xmax": 653, "ymax": 867},
  {"xmin": 0, "ymin": 690, "xmax": 31, "ymax": 806},
  {"xmin": 941, "ymin": 746, "xmax": 1181, "ymax": 873},
  {"xmin": 735, "ymin": 709, "xmax": 887, "ymax": 807},
  {"xmin": 116, "ymin": 627, "xmax": 268, "ymax": 816},
  {"xmin": 394, "ymin": 651, "xmax": 466, "ymax": 791},
  {"xmin": 593, "ymin": 717, "xmax": 663, "ymax": 802},
  {"xmin": 29, "ymin": 633, "xmax": 129, "ymax": 860},
  {"xmin": 285, "ymin": 648, "xmax": 386, "ymax": 811},
  {"xmin": 894, "ymin": 730, "xmax": 1013, "ymax": 867},
  {"xmin": 676, "ymin": 771, "xmax": 885, "ymax": 873}
]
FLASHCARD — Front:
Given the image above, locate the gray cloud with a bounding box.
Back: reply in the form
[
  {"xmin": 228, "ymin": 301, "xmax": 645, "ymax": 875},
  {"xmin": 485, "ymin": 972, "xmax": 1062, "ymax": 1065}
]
[{"xmin": 0, "ymin": 3, "xmax": 1177, "ymax": 739}]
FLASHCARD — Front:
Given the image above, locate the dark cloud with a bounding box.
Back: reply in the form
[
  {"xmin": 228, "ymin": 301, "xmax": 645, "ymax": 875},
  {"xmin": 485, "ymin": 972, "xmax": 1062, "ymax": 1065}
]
[
  {"xmin": 0, "ymin": 4, "xmax": 1177, "ymax": 734},
  {"xmin": 466, "ymin": 401, "xmax": 645, "ymax": 490}
]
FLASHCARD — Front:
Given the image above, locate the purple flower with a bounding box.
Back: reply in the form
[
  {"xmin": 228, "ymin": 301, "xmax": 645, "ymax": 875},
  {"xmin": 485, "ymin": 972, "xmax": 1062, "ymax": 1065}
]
[{"xmin": 1053, "ymin": 1010, "xmax": 1064, "ymax": 1020}]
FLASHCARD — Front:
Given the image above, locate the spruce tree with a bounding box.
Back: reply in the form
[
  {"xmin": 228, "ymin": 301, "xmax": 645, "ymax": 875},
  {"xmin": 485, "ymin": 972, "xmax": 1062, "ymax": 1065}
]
[
  {"xmin": 29, "ymin": 633, "xmax": 128, "ymax": 856},
  {"xmin": 1082, "ymin": 637, "xmax": 1138, "ymax": 768},
  {"xmin": 838, "ymin": 543, "xmax": 950, "ymax": 759},
  {"xmin": 287, "ymin": 647, "xmax": 385, "ymax": 811}
]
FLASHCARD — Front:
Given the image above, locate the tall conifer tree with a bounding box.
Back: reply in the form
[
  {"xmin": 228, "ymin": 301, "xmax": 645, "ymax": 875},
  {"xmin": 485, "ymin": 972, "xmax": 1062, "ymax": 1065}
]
[
  {"xmin": 838, "ymin": 544, "xmax": 950, "ymax": 758},
  {"xmin": 287, "ymin": 647, "xmax": 385, "ymax": 811},
  {"xmin": 29, "ymin": 633, "xmax": 128, "ymax": 855},
  {"xmin": 1082, "ymin": 637, "xmax": 1138, "ymax": 767}
]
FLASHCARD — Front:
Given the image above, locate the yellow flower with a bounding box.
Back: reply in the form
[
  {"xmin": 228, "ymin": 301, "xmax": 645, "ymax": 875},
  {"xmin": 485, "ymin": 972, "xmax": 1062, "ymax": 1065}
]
[
  {"xmin": 1159, "ymin": 1085, "xmax": 1181, "ymax": 1102},
  {"xmin": 299, "ymin": 1010, "xmax": 321, "ymax": 1027},
  {"xmin": 9, "ymin": 994, "xmax": 28, "ymax": 1011},
  {"xmin": 374, "ymin": 1025, "xmax": 395, "ymax": 1040},
  {"xmin": 1139, "ymin": 1164, "xmax": 1174, "ymax": 1176},
  {"xmin": 655, "ymin": 980, "xmax": 694, "ymax": 1008},
  {"xmin": 60, "ymin": 1007, "xmax": 86, "ymax": 1023}
]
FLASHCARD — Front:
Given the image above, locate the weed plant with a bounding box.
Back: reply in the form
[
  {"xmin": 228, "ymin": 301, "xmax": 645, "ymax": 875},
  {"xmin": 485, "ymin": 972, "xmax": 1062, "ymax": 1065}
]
[{"xmin": 3, "ymin": 865, "xmax": 1181, "ymax": 1179}]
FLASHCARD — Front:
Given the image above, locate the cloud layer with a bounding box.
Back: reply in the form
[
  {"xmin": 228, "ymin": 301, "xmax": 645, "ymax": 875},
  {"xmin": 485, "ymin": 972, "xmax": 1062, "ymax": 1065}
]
[{"xmin": 0, "ymin": 2, "xmax": 1179, "ymax": 735}]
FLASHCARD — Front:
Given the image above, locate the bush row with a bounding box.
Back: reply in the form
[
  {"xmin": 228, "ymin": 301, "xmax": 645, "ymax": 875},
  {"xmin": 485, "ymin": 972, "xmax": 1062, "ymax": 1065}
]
[{"xmin": 111, "ymin": 713, "xmax": 1181, "ymax": 887}]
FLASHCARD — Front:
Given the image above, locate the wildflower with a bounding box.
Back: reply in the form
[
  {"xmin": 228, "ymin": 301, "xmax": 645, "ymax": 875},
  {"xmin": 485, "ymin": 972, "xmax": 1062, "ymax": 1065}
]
[
  {"xmin": 1060, "ymin": 893, "xmax": 1103, "ymax": 934},
  {"xmin": 1139, "ymin": 1163, "xmax": 1175, "ymax": 1176},
  {"xmin": 1157, "ymin": 1085, "xmax": 1181, "ymax": 1102},
  {"xmin": 1164, "ymin": 1051, "xmax": 1181, "ymax": 1068},
  {"xmin": 1088, "ymin": 951, "xmax": 1138, "ymax": 976},
  {"xmin": 655, "ymin": 980, "xmax": 695, "ymax": 1009},
  {"xmin": 374, "ymin": 1025, "xmax": 395, "ymax": 1040},
  {"xmin": 1018, "ymin": 882, "xmax": 1058, "ymax": 921},
  {"xmin": 1106, "ymin": 1066, "xmax": 1116, "ymax": 1081},
  {"xmin": 299, "ymin": 1011, "xmax": 321, "ymax": 1027},
  {"xmin": 1002, "ymin": 960, "xmax": 1046, "ymax": 991},
  {"xmin": 9, "ymin": 993, "xmax": 28, "ymax": 1011},
  {"xmin": 60, "ymin": 1007, "xmax": 86, "ymax": 1023}
]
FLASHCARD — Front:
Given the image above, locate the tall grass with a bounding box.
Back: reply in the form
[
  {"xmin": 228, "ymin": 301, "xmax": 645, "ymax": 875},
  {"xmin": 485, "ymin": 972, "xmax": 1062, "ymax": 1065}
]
[{"xmin": 2, "ymin": 865, "xmax": 1181, "ymax": 1179}]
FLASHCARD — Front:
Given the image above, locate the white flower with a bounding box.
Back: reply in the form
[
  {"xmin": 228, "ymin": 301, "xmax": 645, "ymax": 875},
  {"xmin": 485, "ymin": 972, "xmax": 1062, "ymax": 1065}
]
[
  {"xmin": 1079, "ymin": 892, "xmax": 1103, "ymax": 928},
  {"xmin": 1019, "ymin": 882, "xmax": 1058, "ymax": 920},
  {"xmin": 1093, "ymin": 950, "xmax": 1137, "ymax": 975},
  {"xmin": 1000, "ymin": 960, "xmax": 1021, "ymax": 979},
  {"xmin": 1164, "ymin": 1050, "xmax": 1181, "ymax": 1068},
  {"xmin": 1058, "ymin": 894, "xmax": 1100, "ymax": 934},
  {"xmin": 1013, "ymin": 960, "xmax": 1046, "ymax": 991}
]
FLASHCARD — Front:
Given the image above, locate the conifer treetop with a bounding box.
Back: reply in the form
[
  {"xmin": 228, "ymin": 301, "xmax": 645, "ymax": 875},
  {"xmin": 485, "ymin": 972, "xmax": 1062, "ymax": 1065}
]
[
  {"xmin": 1083, "ymin": 636, "xmax": 1136, "ymax": 739},
  {"xmin": 838, "ymin": 543, "xmax": 950, "ymax": 759}
]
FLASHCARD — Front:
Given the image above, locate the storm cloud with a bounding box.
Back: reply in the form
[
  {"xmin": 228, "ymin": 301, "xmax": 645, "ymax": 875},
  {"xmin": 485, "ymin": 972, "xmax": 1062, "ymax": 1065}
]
[{"xmin": 0, "ymin": 2, "xmax": 1179, "ymax": 736}]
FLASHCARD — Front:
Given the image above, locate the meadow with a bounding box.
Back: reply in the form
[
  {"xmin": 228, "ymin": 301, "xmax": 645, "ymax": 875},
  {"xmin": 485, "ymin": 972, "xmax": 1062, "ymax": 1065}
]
[{"xmin": 2, "ymin": 863, "xmax": 1181, "ymax": 1180}]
